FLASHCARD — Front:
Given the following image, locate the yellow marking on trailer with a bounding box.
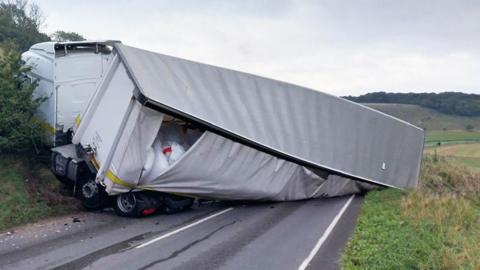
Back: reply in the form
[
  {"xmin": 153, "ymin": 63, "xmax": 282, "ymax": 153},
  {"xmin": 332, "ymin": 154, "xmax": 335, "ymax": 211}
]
[
  {"xmin": 94, "ymin": 157, "xmax": 190, "ymax": 194},
  {"xmin": 106, "ymin": 170, "xmax": 136, "ymax": 189},
  {"xmin": 105, "ymin": 170, "xmax": 155, "ymax": 191},
  {"xmin": 91, "ymin": 156, "xmax": 100, "ymax": 170},
  {"xmin": 90, "ymin": 156, "xmax": 136, "ymax": 189},
  {"xmin": 74, "ymin": 115, "xmax": 81, "ymax": 127}
]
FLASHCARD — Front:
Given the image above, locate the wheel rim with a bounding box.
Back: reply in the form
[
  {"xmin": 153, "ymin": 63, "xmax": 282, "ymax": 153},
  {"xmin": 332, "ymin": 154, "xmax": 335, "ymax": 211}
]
[
  {"xmin": 117, "ymin": 193, "xmax": 136, "ymax": 213},
  {"xmin": 82, "ymin": 181, "xmax": 98, "ymax": 199}
]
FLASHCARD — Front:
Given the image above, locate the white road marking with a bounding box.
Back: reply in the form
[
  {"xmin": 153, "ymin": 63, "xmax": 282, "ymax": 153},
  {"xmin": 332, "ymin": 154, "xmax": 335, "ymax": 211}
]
[
  {"xmin": 298, "ymin": 194, "xmax": 355, "ymax": 270},
  {"xmin": 136, "ymin": 207, "xmax": 234, "ymax": 249}
]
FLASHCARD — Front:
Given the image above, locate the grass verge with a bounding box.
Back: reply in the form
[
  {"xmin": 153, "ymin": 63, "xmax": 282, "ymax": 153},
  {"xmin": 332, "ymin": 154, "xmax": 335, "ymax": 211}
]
[
  {"xmin": 0, "ymin": 155, "xmax": 79, "ymax": 231},
  {"xmin": 342, "ymin": 157, "xmax": 480, "ymax": 269}
]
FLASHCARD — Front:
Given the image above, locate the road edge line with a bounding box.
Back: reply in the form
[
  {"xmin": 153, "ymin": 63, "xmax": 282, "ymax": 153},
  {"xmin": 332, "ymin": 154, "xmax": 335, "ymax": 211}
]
[{"xmin": 298, "ymin": 194, "xmax": 355, "ymax": 270}]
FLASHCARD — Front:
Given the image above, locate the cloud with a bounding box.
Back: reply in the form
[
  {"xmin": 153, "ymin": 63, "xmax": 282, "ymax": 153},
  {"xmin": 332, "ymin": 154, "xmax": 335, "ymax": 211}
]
[{"xmin": 36, "ymin": 0, "xmax": 480, "ymax": 96}]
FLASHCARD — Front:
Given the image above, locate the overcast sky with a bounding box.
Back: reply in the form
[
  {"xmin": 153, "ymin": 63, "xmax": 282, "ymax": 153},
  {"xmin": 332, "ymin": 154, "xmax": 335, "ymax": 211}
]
[{"xmin": 36, "ymin": 0, "xmax": 480, "ymax": 96}]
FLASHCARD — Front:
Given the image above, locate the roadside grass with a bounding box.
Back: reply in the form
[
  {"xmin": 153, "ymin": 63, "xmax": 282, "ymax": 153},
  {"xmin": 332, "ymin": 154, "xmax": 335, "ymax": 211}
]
[
  {"xmin": 451, "ymin": 156, "xmax": 480, "ymax": 173},
  {"xmin": 342, "ymin": 157, "xmax": 480, "ymax": 270},
  {"xmin": 0, "ymin": 155, "xmax": 79, "ymax": 232}
]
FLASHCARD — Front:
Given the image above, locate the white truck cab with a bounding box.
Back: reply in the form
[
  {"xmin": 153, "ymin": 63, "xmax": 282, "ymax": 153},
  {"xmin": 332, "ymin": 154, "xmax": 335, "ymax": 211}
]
[{"xmin": 22, "ymin": 40, "xmax": 120, "ymax": 145}]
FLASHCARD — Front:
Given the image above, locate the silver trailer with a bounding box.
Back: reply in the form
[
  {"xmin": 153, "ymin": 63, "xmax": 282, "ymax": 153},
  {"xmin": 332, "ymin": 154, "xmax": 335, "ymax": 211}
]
[{"xmin": 50, "ymin": 43, "xmax": 424, "ymax": 217}]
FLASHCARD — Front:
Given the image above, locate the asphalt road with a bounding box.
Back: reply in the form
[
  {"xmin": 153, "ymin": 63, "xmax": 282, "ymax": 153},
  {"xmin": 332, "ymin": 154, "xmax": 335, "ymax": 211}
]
[{"xmin": 0, "ymin": 195, "xmax": 363, "ymax": 270}]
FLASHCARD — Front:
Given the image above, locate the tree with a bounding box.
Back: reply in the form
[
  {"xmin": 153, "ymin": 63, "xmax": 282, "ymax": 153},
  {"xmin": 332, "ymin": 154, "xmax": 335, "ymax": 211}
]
[
  {"xmin": 465, "ymin": 124, "xmax": 474, "ymax": 132},
  {"xmin": 50, "ymin": 30, "xmax": 86, "ymax": 42},
  {"xmin": 0, "ymin": 0, "xmax": 50, "ymax": 51},
  {"xmin": 0, "ymin": 42, "xmax": 46, "ymax": 153}
]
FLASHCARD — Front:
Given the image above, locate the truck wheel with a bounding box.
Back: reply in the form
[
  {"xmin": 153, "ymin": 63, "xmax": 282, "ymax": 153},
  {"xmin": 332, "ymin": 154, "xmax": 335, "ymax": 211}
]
[
  {"xmin": 161, "ymin": 196, "xmax": 194, "ymax": 214},
  {"xmin": 114, "ymin": 192, "xmax": 159, "ymax": 217},
  {"xmin": 114, "ymin": 193, "xmax": 138, "ymax": 217},
  {"xmin": 80, "ymin": 180, "xmax": 107, "ymax": 210}
]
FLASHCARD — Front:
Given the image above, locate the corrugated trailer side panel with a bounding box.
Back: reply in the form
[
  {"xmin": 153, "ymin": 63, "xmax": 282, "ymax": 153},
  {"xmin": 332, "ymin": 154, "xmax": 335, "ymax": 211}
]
[{"xmin": 115, "ymin": 44, "xmax": 424, "ymax": 189}]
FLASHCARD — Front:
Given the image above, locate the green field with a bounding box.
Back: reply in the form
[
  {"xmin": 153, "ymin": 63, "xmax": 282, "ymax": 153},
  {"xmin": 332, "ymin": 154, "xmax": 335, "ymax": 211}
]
[
  {"xmin": 425, "ymin": 143, "xmax": 480, "ymax": 172},
  {"xmin": 365, "ymin": 103, "xmax": 480, "ymax": 131},
  {"xmin": 425, "ymin": 130, "xmax": 480, "ymax": 143}
]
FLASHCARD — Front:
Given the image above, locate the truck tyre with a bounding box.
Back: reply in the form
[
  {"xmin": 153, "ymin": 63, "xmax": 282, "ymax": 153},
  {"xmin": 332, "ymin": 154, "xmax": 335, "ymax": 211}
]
[
  {"xmin": 114, "ymin": 192, "xmax": 160, "ymax": 217},
  {"xmin": 161, "ymin": 195, "xmax": 194, "ymax": 214},
  {"xmin": 79, "ymin": 180, "xmax": 107, "ymax": 210},
  {"xmin": 114, "ymin": 193, "xmax": 138, "ymax": 217}
]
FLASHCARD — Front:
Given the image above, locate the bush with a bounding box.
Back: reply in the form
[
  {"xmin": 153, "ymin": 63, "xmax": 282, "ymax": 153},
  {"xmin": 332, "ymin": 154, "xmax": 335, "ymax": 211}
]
[
  {"xmin": 420, "ymin": 156, "xmax": 480, "ymax": 201},
  {"xmin": 50, "ymin": 30, "xmax": 85, "ymax": 42},
  {"xmin": 0, "ymin": 43, "xmax": 45, "ymax": 153}
]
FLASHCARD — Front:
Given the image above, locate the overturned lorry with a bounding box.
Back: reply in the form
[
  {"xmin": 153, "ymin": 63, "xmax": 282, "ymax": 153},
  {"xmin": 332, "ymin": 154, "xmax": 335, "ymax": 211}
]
[{"xmin": 44, "ymin": 43, "xmax": 424, "ymax": 217}]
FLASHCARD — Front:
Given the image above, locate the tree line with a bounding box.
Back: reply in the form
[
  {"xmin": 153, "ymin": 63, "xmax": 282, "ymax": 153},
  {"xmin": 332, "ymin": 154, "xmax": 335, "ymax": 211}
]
[
  {"xmin": 0, "ymin": 0, "xmax": 85, "ymax": 153},
  {"xmin": 344, "ymin": 92, "xmax": 480, "ymax": 117},
  {"xmin": 0, "ymin": 0, "xmax": 85, "ymax": 51}
]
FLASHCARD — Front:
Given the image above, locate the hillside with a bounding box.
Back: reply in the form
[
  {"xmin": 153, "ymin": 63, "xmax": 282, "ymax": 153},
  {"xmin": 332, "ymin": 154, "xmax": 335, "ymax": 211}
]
[
  {"xmin": 345, "ymin": 92, "xmax": 480, "ymax": 117},
  {"xmin": 364, "ymin": 103, "xmax": 480, "ymax": 131}
]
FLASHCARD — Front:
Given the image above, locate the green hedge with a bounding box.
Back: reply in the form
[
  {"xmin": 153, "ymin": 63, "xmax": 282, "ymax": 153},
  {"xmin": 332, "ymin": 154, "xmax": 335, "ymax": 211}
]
[{"xmin": 0, "ymin": 43, "xmax": 45, "ymax": 153}]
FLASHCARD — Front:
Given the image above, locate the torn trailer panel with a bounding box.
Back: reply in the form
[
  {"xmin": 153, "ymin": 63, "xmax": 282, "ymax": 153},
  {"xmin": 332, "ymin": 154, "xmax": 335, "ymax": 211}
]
[
  {"xmin": 65, "ymin": 43, "xmax": 425, "ymax": 203},
  {"xmin": 71, "ymin": 102, "xmax": 375, "ymax": 200},
  {"xmin": 108, "ymin": 44, "xmax": 424, "ymax": 190},
  {"xmin": 63, "ymin": 56, "xmax": 379, "ymax": 201}
]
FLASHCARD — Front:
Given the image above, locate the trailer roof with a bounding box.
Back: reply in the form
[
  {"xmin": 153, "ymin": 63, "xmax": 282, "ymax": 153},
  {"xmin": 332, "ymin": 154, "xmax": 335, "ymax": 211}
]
[
  {"xmin": 30, "ymin": 40, "xmax": 121, "ymax": 53},
  {"xmin": 114, "ymin": 43, "xmax": 424, "ymax": 189}
]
